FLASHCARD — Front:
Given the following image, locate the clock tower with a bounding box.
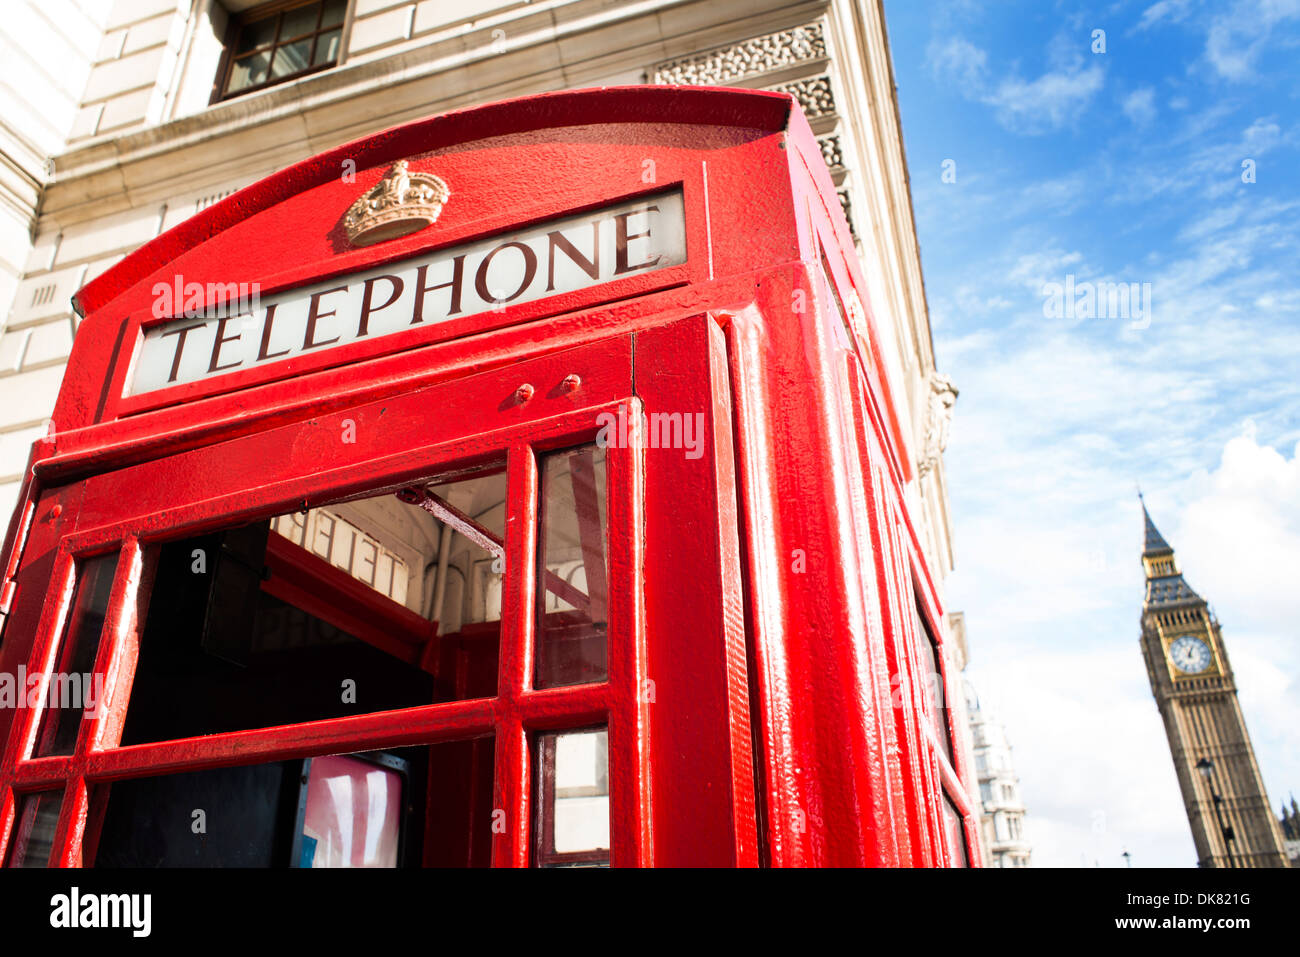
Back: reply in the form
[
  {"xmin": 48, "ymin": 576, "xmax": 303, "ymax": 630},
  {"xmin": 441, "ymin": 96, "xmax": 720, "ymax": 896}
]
[{"xmin": 1139, "ymin": 498, "xmax": 1290, "ymax": 867}]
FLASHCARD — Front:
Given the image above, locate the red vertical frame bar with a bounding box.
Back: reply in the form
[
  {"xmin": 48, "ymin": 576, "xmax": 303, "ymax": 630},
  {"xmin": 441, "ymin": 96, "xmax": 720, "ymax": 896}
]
[
  {"xmin": 52, "ymin": 538, "xmax": 157, "ymax": 867},
  {"xmin": 50, "ymin": 538, "xmax": 132, "ymax": 867},
  {"xmin": 0, "ymin": 544, "xmax": 76, "ymax": 865},
  {"xmin": 606, "ymin": 400, "xmax": 650, "ymax": 866},
  {"xmin": 724, "ymin": 307, "xmax": 802, "ymax": 866},
  {"xmin": 635, "ymin": 316, "xmax": 757, "ymax": 866},
  {"xmin": 843, "ymin": 354, "xmax": 925, "ymax": 866},
  {"xmin": 492, "ymin": 443, "xmax": 537, "ymax": 868}
]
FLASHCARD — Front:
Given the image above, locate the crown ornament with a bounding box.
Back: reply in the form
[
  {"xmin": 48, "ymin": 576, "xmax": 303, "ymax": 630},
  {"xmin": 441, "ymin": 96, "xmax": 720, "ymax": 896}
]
[{"xmin": 344, "ymin": 160, "xmax": 450, "ymax": 247}]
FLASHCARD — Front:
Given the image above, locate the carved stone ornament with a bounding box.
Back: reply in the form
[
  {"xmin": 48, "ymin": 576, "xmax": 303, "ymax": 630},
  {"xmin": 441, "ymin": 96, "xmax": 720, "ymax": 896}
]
[
  {"xmin": 768, "ymin": 75, "xmax": 836, "ymax": 118},
  {"xmin": 918, "ymin": 371, "xmax": 958, "ymax": 479},
  {"xmin": 652, "ymin": 22, "xmax": 827, "ymax": 85},
  {"xmin": 344, "ymin": 160, "xmax": 450, "ymax": 247}
]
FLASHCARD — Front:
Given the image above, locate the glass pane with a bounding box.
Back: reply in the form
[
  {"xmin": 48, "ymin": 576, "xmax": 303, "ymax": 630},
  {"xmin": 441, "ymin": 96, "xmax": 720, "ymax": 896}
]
[
  {"xmin": 280, "ymin": 2, "xmax": 321, "ymax": 40},
  {"xmin": 321, "ymin": 0, "xmax": 347, "ymax": 28},
  {"xmin": 424, "ymin": 468, "xmax": 509, "ymax": 631},
  {"xmin": 941, "ymin": 793, "xmax": 970, "ymax": 867},
  {"xmin": 914, "ymin": 611, "xmax": 953, "ymax": 763},
  {"xmin": 535, "ymin": 728, "xmax": 609, "ymax": 866},
  {"xmin": 235, "ymin": 15, "xmax": 279, "ymax": 54},
  {"xmin": 535, "ymin": 446, "xmax": 608, "ymax": 688},
  {"xmin": 270, "ymin": 39, "xmax": 312, "ymax": 79},
  {"xmin": 94, "ymin": 743, "xmax": 489, "ymax": 867},
  {"xmin": 35, "ymin": 552, "xmax": 120, "ymax": 757},
  {"xmin": 313, "ymin": 28, "xmax": 341, "ymax": 66},
  {"xmin": 227, "ymin": 50, "xmax": 271, "ymax": 92},
  {"xmin": 4, "ymin": 791, "xmax": 63, "ymax": 868},
  {"xmin": 120, "ymin": 467, "xmax": 506, "ymax": 745}
]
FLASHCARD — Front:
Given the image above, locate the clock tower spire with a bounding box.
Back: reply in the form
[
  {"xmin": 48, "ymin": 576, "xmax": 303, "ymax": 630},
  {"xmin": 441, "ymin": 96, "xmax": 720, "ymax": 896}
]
[{"xmin": 1138, "ymin": 497, "xmax": 1290, "ymax": 867}]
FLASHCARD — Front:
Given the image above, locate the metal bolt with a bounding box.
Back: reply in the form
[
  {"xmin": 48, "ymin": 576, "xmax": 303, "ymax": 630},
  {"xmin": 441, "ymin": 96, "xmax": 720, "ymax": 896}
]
[
  {"xmin": 515, "ymin": 383, "xmax": 535, "ymax": 403},
  {"xmin": 561, "ymin": 374, "xmax": 581, "ymax": 393}
]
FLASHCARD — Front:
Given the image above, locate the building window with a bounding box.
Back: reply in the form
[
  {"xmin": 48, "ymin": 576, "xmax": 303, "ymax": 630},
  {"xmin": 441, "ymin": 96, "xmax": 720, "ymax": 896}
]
[
  {"xmin": 217, "ymin": 0, "xmax": 349, "ymax": 100},
  {"xmin": 1008, "ymin": 815, "xmax": 1022, "ymax": 840}
]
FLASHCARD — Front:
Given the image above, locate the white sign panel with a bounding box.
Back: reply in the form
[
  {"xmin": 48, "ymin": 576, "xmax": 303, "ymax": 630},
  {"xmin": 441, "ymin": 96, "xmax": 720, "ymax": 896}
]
[{"xmin": 128, "ymin": 191, "xmax": 687, "ymax": 396}]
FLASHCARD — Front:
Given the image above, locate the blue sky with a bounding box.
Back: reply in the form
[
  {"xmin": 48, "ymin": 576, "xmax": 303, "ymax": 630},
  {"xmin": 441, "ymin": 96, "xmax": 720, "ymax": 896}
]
[{"xmin": 881, "ymin": 0, "xmax": 1300, "ymax": 866}]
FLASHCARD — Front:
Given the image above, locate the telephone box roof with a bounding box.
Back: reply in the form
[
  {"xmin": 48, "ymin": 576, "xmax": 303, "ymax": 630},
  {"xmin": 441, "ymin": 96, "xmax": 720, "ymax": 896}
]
[{"xmin": 72, "ymin": 86, "xmax": 796, "ymax": 318}]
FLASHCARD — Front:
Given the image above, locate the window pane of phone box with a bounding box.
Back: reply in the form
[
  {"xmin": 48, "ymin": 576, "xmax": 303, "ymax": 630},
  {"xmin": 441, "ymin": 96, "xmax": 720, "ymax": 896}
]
[
  {"xmin": 941, "ymin": 792, "xmax": 970, "ymax": 867},
  {"xmin": 35, "ymin": 552, "xmax": 119, "ymax": 757},
  {"xmin": 536, "ymin": 728, "xmax": 609, "ymax": 866},
  {"xmin": 536, "ymin": 446, "xmax": 609, "ymax": 689},
  {"xmin": 4, "ymin": 790, "xmax": 63, "ymax": 867},
  {"xmin": 93, "ymin": 740, "xmax": 494, "ymax": 867},
  {"xmin": 120, "ymin": 469, "xmax": 506, "ymax": 745}
]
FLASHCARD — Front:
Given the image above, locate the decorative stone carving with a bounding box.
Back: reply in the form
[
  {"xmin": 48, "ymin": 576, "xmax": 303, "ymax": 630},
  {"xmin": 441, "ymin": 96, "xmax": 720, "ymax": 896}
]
[
  {"xmin": 818, "ymin": 134, "xmax": 843, "ymax": 171},
  {"xmin": 836, "ymin": 188, "xmax": 856, "ymax": 237},
  {"xmin": 918, "ymin": 371, "xmax": 958, "ymax": 479},
  {"xmin": 652, "ymin": 22, "xmax": 826, "ymax": 85},
  {"xmin": 768, "ymin": 75, "xmax": 835, "ymax": 118}
]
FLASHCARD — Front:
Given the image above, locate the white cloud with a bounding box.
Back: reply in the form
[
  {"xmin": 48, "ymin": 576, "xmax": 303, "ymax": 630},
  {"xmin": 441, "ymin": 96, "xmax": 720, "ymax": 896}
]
[
  {"xmin": 1205, "ymin": 0, "xmax": 1300, "ymax": 80},
  {"xmin": 1122, "ymin": 87, "xmax": 1158, "ymax": 126},
  {"xmin": 968, "ymin": 649, "xmax": 1192, "ymax": 868},
  {"xmin": 926, "ymin": 35, "xmax": 988, "ymax": 89},
  {"xmin": 1007, "ymin": 248, "xmax": 1086, "ymax": 293},
  {"xmin": 927, "ymin": 35, "xmax": 1105, "ymax": 134},
  {"xmin": 1134, "ymin": 0, "xmax": 1196, "ymax": 32},
  {"xmin": 1180, "ymin": 431, "xmax": 1300, "ymax": 626},
  {"xmin": 984, "ymin": 64, "xmax": 1105, "ymax": 134},
  {"xmin": 1165, "ymin": 433, "xmax": 1300, "ymax": 822}
]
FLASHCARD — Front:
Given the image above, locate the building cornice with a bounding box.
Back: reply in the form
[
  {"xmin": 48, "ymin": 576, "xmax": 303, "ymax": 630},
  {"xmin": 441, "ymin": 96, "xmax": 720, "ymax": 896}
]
[{"xmin": 40, "ymin": 0, "xmax": 827, "ymax": 228}]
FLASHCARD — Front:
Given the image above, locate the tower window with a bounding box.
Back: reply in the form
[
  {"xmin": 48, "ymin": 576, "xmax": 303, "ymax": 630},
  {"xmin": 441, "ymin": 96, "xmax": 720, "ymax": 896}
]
[{"xmin": 216, "ymin": 0, "xmax": 350, "ymax": 101}]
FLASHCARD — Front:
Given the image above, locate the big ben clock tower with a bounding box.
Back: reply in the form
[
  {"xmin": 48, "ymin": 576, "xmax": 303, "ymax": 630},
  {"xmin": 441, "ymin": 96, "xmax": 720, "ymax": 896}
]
[{"xmin": 1139, "ymin": 497, "xmax": 1290, "ymax": 867}]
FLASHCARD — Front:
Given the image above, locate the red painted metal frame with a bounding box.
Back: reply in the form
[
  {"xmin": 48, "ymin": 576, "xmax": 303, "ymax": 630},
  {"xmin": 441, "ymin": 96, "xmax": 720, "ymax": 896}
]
[
  {"xmin": 0, "ymin": 323, "xmax": 748, "ymax": 867},
  {"xmin": 0, "ymin": 86, "xmax": 980, "ymax": 867}
]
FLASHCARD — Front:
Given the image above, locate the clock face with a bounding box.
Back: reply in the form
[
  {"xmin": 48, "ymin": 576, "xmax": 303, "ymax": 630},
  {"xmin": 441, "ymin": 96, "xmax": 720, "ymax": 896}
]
[{"xmin": 1169, "ymin": 635, "xmax": 1213, "ymax": 674}]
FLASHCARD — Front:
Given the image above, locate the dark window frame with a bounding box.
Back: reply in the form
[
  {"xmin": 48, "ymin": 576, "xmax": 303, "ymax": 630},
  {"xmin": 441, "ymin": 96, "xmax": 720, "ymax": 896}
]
[{"xmin": 211, "ymin": 0, "xmax": 354, "ymax": 104}]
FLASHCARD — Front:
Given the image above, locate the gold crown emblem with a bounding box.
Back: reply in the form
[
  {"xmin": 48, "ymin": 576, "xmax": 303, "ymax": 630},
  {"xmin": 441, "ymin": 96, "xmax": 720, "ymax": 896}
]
[{"xmin": 344, "ymin": 160, "xmax": 450, "ymax": 247}]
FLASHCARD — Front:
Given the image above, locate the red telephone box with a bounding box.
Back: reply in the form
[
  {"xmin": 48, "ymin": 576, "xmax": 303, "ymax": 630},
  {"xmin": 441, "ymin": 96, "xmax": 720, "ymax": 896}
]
[{"xmin": 0, "ymin": 87, "xmax": 978, "ymax": 867}]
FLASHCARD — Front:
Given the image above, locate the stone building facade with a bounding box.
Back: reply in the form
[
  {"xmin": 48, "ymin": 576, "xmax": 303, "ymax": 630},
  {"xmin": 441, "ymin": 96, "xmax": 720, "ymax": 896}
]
[{"xmin": 965, "ymin": 682, "xmax": 1033, "ymax": 868}]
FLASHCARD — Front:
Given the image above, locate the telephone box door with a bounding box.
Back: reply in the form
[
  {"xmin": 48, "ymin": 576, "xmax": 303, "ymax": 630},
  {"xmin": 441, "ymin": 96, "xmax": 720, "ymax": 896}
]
[{"xmin": 0, "ymin": 315, "xmax": 753, "ymax": 867}]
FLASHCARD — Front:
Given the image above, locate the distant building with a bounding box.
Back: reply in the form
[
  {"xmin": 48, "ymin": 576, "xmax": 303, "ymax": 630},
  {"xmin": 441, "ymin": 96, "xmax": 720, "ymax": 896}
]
[
  {"xmin": 1280, "ymin": 798, "xmax": 1300, "ymax": 866},
  {"xmin": 1138, "ymin": 497, "xmax": 1289, "ymax": 867},
  {"xmin": 965, "ymin": 684, "xmax": 1032, "ymax": 868}
]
